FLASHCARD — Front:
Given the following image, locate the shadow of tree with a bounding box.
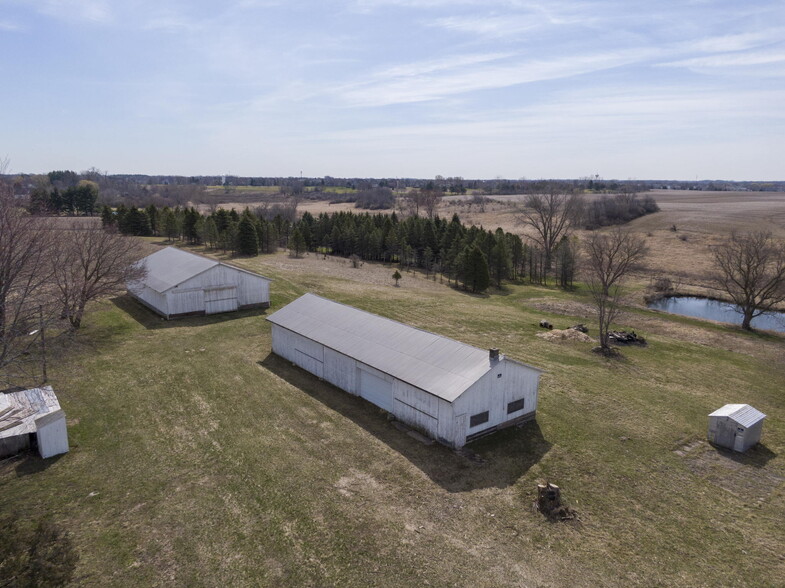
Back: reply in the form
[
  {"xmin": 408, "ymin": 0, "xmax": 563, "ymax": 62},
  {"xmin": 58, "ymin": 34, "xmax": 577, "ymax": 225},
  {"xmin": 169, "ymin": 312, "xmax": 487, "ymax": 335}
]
[{"xmin": 260, "ymin": 353, "xmax": 551, "ymax": 493}]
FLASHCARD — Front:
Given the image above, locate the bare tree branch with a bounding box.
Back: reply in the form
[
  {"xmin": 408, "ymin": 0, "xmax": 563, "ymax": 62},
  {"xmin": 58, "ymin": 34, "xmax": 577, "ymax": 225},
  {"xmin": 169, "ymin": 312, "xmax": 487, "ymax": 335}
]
[
  {"xmin": 51, "ymin": 223, "xmax": 148, "ymax": 330},
  {"xmin": 0, "ymin": 190, "xmax": 58, "ymax": 385},
  {"xmin": 711, "ymin": 231, "xmax": 785, "ymax": 331},
  {"xmin": 583, "ymin": 229, "xmax": 647, "ymax": 352},
  {"xmin": 517, "ymin": 185, "xmax": 583, "ymax": 274}
]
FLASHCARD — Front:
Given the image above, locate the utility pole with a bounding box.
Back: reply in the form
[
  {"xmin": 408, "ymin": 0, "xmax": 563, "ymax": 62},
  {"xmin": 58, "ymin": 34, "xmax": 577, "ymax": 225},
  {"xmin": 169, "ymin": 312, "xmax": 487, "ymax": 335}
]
[{"xmin": 39, "ymin": 305, "xmax": 47, "ymax": 383}]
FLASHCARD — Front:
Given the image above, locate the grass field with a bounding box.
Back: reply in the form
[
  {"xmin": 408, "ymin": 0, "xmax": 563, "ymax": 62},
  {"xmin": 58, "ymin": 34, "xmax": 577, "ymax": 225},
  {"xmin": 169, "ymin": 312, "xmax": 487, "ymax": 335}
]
[{"xmin": 1, "ymin": 244, "xmax": 783, "ymax": 586}]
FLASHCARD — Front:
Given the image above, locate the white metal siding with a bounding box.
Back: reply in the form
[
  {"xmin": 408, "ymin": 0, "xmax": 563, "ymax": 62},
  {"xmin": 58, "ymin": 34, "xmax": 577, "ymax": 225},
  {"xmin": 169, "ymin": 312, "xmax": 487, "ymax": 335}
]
[
  {"xmin": 391, "ymin": 380, "xmax": 441, "ymax": 438},
  {"xmin": 133, "ymin": 286, "xmax": 169, "ymax": 316},
  {"xmin": 272, "ymin": 325, "xmax": 325, "ymax": 379},
  {"xmin": 35, "ymin": 413, "xmax": 69, "ymax": 459},
  {"xmin": 323, "ymin": 348, "xmax": 357, "ymax": 394},
  {"xmin": 452, "ymin": 359, "xmax": 540, "ymax": 440},
  {"xmin": 295, "ymin": 349, "xmax": 323, "ymax": 378},
  {"xmin": 204, "ymin": 286, "xmax": 238, "ymax": 314},
  {"xmin": 179, "ymin": 265, "xmax": 269, "ymax": 307},
  {"xmin": 167, "ymin": 289, "xmax": 205, "ymax": 315},
  {"xmin": 357, "ymin": 366, "xmax": 393, "ymax": 411}
]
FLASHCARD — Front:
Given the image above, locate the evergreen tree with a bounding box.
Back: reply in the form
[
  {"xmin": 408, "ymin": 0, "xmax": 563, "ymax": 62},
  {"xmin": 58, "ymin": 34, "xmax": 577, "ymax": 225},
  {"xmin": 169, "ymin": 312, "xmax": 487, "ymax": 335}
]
[
  {"xmin": 237, "ymin": 215, "xmax": 259, "ymax": 256},
  {"xmin": 146, "ymin": 204, "xmax": 159, "ymax": 236},
  {"xmin": 204, "ymin": 217, "xmax": 219, "ymax": 249},
  {"xmin": 489, "ymin": 228, "xmax": 511, "ymax": 287},
  {"xmin": 463, "ymin": 244, "xmax": 491, "ymax": 292},
  {"xmin": 162, "ymin": 208, "xmax": 178, "ymax": 241},
  {"xmin": 289, "ymin": 227, "xmax": 306, "ymax": 258},
  {"xmin": 100, "ymin": 205, "xmax": 114, "ymax": 228}
]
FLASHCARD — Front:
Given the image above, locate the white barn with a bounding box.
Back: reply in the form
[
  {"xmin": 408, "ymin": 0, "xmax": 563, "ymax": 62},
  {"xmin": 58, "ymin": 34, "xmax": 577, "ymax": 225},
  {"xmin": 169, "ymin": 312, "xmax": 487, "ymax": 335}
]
[
  {"xmin": 708, "ymin": 404, "xmax": 766, "ymax": 452},
  {"xmin": 267, "ymin": 294, "xmax": 543, "ymax": 448},
  {"xmin": 128, "ymin": 247, "xmax": 272, "ymax": 319},
  {"xmin": 0, "ymin": 386, "xmax": 69, "ymax": 459}
]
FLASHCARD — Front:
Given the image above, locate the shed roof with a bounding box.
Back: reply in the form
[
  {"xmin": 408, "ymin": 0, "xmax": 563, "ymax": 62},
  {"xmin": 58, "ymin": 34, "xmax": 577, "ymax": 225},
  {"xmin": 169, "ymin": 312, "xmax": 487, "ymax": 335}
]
[
  {"xmin": 709, "ymin": 404, "xmax": 766, "ymax": 428},
  {"xmin": 136, "ymin": 247, "xmax": 271, "ymax": 293},
  {"xmin": 0, "ymin": 386, "xmax": 62, "ymax": 437},
  {"xmin": 267, "ymin": 293, "xmax": 541, "ymax": 402}
]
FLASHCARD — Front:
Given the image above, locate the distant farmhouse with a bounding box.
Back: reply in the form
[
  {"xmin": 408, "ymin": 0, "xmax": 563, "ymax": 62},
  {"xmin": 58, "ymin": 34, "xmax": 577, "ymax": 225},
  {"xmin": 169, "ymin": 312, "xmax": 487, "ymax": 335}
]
[
  {"xmin": 0, "ymin": 386, "xmax": 69, "ymax": 459},
  {"xmin": 128, "ymin": 247, "xmax": 272, "ymax": 319},
  {"xmin": 267, "ymin": 294, "xmax": 543, "ymax": 448}
]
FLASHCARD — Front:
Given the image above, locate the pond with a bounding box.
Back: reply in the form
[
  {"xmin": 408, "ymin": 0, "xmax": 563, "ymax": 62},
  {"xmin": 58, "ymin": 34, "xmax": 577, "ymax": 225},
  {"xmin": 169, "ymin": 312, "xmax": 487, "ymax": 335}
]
[{"xmin": 647, "ymin": 296, "xmax": 785, "ymax": 333}]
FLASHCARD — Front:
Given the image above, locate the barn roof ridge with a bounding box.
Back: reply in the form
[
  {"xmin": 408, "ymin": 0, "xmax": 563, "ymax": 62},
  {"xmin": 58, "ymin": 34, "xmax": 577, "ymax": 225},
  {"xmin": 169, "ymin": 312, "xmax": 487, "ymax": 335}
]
[
  {"xmin": 267, "ymin": 293, "xmax": 542, "ymax": 402},
  {"xmin": 137, "ymin": 246, "xmax": 271, "ymax": 293}
]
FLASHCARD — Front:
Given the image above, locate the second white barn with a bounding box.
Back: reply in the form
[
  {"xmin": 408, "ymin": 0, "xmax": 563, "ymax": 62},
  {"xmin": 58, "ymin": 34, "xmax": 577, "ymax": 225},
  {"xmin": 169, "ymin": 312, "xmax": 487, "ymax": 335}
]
[
  {"xmin": 267, "ymin": 293, "xmax": 543, "ymax": 448},
  {"xmin": 128, "ymin": 247, "xmax": 272, "ymax": 319}
]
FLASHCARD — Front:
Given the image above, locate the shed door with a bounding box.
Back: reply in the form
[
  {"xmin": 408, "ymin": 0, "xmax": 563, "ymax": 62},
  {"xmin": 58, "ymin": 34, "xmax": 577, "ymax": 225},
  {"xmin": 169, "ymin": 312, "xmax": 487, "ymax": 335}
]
[
  {"xmin": 712, "ymin": 419, "xmax": 736, "ymax": 448},
  {"xmin": 204, "ymin": 287, "xmax": 238, "ymax": 314},
  {"xmin": 358, "ymin": 368, "xmax": 393, "ymax": 412}
]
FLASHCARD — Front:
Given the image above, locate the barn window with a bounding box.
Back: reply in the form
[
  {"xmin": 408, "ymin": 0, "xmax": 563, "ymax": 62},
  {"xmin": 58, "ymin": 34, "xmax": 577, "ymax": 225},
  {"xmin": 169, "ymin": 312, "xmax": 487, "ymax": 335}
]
[
  {"xmin": 507, "ymin": 399, "xmax": 525, "ymax": 414},
  {"xmin": 470, "ymin": 411, "xmax": 489, "ymax": 428}
]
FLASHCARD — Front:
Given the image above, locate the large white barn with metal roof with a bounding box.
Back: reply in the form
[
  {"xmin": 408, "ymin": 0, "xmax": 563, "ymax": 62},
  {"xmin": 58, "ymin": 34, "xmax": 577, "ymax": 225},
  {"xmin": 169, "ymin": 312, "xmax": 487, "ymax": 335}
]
[
  {"xmin": 128, "ymin": 247, "xmax": 271, "ymax": 319},
  {"xmin": 267, "ymin": 293, "xmax": 542, "ymax": 448}
]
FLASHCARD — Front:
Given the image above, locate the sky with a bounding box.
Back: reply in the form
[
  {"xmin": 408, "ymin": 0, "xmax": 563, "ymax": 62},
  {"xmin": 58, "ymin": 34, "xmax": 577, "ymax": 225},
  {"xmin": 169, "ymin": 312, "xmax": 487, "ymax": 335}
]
[{"xmin": 1, "ymin": 0, "xmax": 784, "ymax": 180}]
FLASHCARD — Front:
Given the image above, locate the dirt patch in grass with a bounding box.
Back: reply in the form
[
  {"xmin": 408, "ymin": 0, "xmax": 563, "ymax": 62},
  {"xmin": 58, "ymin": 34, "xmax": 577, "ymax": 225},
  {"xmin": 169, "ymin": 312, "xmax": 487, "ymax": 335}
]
[
  {"xmin": 678, "ymin": 440, "xmax": 785, "ymax": 502},
  {"xmin": 536, "ymin": 329, "xmax": 594, "ymax": 343}
]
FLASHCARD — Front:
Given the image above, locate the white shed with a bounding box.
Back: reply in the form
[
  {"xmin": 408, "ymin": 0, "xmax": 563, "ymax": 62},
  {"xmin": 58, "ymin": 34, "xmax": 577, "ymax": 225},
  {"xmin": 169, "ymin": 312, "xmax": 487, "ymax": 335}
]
[
  {"xmin": 128, "ymin": 247, "xmax": 272, "ymax": 319},
  {"xmin": 267, "ymin": 294, "xmax": 543, "ymax": 448},
  {"xmin": 0, "ymin": 386, "xmax": 69, "ymax": 459},
  {"xmin": 708, "ymin": 404, "xmax": 766, "ymax": 452}
]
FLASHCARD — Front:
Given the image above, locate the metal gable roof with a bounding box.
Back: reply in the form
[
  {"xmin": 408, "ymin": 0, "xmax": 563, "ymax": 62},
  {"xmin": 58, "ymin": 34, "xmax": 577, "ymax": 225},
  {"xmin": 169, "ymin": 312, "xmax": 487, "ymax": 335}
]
[
  {"xmin": 136, "ymin": 247, "xmax": 271, "ymax": 293},
  {"xmin": 709, "ymin": 404, "xmax": 766, "ymax": 428},
  {"xmin": 138, "ymin": 247, "xmax": 218, "ymax": 293},
  {"xmin": 267, "ymin": 293, "xmax": 539, "ymax": 402}
]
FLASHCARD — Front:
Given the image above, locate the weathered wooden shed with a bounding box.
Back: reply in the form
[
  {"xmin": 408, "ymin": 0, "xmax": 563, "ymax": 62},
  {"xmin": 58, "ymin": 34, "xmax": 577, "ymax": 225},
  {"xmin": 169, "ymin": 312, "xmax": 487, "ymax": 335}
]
[
  {"xmin": 0, "ymin": 386, "xmax": 69, "ymax": 459},
  {"xmin": 708, "ymin": 404, "xmax": 766, "ymax": 452},
  {"xmin": 267, "ymin": 294, "xmax": 543, "ymax": 448},
  {"xmin": 128, "ymin": 247, "xmax": 272, "ymax": 319}
]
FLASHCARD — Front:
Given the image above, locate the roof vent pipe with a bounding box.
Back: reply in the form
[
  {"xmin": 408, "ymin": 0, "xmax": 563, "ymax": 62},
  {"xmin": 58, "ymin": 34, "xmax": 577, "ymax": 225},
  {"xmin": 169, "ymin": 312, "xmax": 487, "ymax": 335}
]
[{"xmin": 489, "ymin": 348, "xmax": 500, "ymax": 362}]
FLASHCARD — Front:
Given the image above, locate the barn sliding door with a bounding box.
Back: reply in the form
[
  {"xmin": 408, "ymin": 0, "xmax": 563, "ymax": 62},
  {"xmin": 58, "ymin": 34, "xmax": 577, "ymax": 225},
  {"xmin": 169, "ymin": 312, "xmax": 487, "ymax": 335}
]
[
  {"xmin": 204, "ymin": 287, "xmax": 238, "ymax": 314},
  {"xmin": 357, "ymin": 367, "xmax": 393, "ymax": 412}
]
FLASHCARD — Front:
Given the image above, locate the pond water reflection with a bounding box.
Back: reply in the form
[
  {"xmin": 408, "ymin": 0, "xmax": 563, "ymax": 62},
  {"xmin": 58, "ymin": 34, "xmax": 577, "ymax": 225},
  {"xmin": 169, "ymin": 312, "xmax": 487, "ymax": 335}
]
[{"xmin": 647, "ymin": 296, "xmax": 785, "ymax": 333}]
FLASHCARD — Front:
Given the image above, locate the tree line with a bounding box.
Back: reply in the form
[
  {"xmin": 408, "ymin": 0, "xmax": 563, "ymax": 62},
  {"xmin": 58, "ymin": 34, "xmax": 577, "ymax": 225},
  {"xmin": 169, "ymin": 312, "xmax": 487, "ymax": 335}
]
[{"xmin": 105, "ymin": 201, "xmax": 584, "ymax": 293}]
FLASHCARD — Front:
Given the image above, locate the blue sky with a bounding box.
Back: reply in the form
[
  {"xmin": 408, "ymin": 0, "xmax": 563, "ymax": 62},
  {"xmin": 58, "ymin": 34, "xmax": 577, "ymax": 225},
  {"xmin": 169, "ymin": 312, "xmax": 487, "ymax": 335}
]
[{"xmin": 2, "ymin": 0, "xmax": 784, "ymax": 179}]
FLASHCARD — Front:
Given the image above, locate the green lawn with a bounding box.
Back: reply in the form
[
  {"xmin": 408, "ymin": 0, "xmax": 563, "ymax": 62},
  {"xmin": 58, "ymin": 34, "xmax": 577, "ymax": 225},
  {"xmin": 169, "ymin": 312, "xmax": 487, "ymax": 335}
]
[{"xmin": 1, "ymin": 252, "xmax": 783, "ymax": 586}]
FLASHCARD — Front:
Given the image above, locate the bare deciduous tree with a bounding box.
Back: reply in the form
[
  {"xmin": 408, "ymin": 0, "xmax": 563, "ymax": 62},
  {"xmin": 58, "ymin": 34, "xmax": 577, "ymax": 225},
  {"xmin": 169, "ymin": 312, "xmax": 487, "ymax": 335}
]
[
  {"xmin": 52, "ymin": 223, "xmax": 148, "ymax": 330},
  {"xmin": 712, "ymin": 231, "xmax": 785, "ymax": 331},
  {"xmin": 584, "ymin": 229, "xmax": 647, "ymax": 353},
  {"xmin": 518, "ymin": 186, "xmax": 583, "ymax": 276},
  {"xmin": 0, "ymin": 187, "xmax": 57, "ymax": 383}
]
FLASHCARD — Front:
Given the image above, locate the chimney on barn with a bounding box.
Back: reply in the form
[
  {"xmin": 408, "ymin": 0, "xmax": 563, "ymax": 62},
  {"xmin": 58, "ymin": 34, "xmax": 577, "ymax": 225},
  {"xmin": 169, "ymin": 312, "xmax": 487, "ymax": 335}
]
[{"xmin": 489, "ymin": 348, "xmax": 500, "ymax": 362}]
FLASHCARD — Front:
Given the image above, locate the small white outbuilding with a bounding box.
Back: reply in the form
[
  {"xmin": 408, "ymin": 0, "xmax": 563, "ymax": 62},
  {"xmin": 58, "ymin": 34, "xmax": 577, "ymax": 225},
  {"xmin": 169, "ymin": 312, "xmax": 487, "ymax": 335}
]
[
  {"xmin": 267, "ymin": 293, "xmax": 543, "ymax": 448},
  {"xmin": 708, "ymin": 404, "xmax": 766, "ymax": 452},
  {"xmin": 128, "ymin": 247, "xmax": 272, "ymax": 319},
  {"xmin": 0, "ymin": 386, "xmax": 69, "ymax": 459}
]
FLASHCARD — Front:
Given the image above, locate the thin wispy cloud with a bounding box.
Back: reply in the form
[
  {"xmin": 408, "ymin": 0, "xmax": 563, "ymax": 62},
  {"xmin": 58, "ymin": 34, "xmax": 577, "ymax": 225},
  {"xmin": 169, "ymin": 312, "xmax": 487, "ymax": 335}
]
[
  {"xmin": 36, "ymin": 0, "xmax": 113, "ymax": 23},
  {"xmin": 0, "ymin": 19, "xmax": 23, "ymax": 31},
  {"xmin": 339, "ymin": 49, "xmax": 655, "ymax": 106},
  {"xmin": 661, "ymin": 51, "xmax": 785, "ymax": 70},
  {"xmin": 2, "ymin": 0, "xmax": 784, "ymax": 178}
]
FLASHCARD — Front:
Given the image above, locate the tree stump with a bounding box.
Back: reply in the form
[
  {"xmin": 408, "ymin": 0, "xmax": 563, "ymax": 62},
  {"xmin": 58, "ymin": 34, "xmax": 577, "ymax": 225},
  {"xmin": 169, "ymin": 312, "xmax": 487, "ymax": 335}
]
[{"xmin": 537, "ymin": 482, "xmax": 562, "ymax": 512}]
